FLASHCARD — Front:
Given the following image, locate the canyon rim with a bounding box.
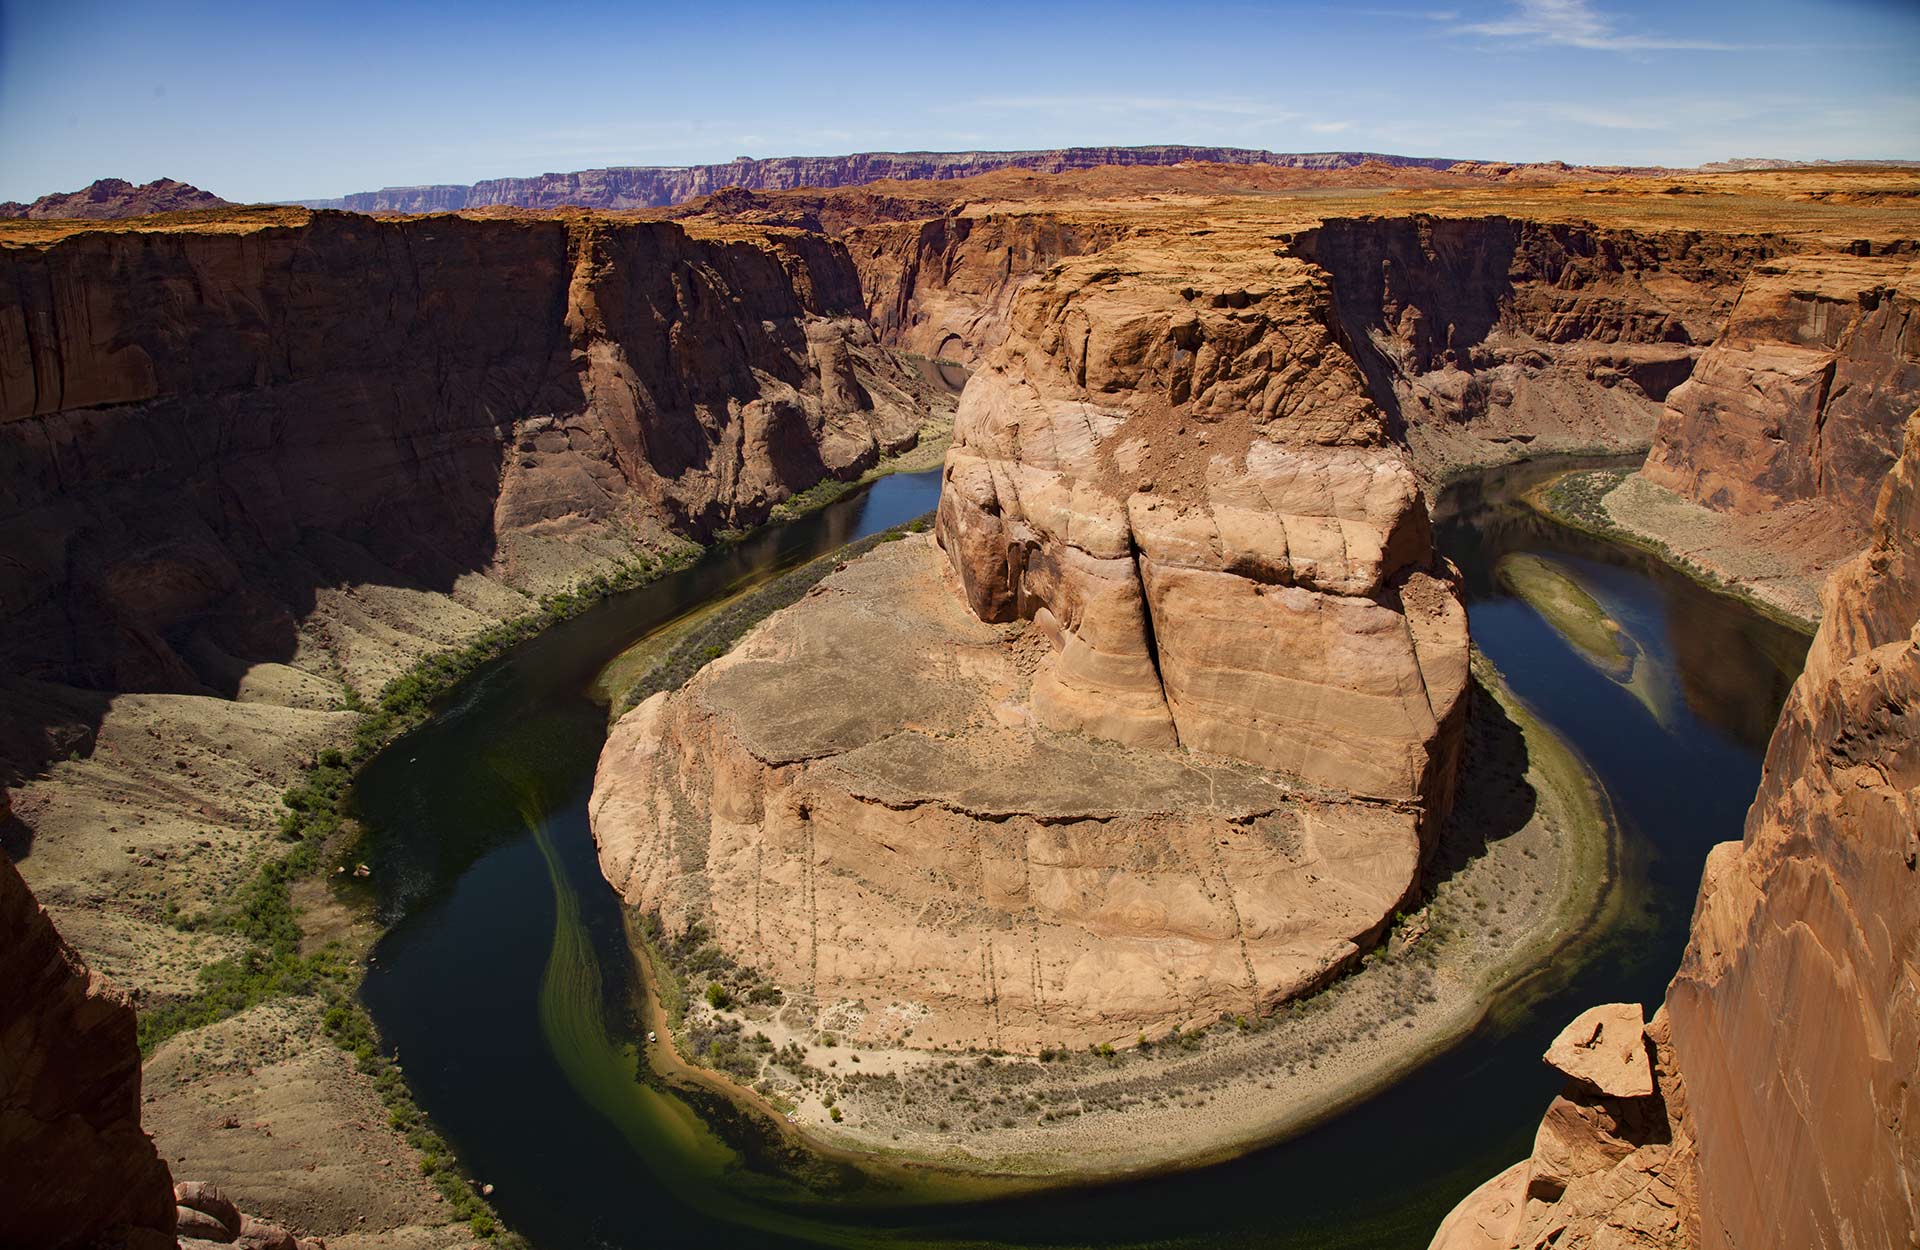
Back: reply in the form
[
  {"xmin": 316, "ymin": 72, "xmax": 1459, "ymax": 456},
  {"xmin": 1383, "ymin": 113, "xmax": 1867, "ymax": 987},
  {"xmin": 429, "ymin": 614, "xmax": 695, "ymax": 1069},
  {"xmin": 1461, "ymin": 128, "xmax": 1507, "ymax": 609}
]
[{"xmin": 3, "ymin": 6, "xmax": 1919, "ymax": 1245}]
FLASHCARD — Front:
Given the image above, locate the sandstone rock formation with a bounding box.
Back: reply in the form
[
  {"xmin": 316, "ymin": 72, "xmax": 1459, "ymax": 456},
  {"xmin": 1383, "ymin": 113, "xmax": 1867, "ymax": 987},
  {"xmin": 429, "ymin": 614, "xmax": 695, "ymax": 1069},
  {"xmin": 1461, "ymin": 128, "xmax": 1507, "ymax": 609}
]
[
  {"xmin": 935, "ymin": 239, "xmax": 1469, "ymax": 803},
  {"xmin": 0, "ymin": 213, "xmax": 935, "ymax": 701},
  {"xmin": 595, "ymin": 538, "xmax": 1429, "ymax": 1049},
  {"xmin": 299, "ymin": 147, "xmax": 1464, "ymax": 213},
  {"xmin": 1433, "ymin": 409, "xmax": 1920, "ymax": 1250},
  {"xmin": 0, "ymin": 851, "xmax": 176, "ymax": 1250},
  {"xmin": 592, "ymin": 233, "xmax": 1468, "ymax": 1050},
  {"xmin": 1643, "ymin": 254, "xmax": 1919, "ymax": 522},
  {"xmin": 0, "ymin": 177, "xmax": 229, "ymax": 220},
  {"xmin": 1294, "ymin": 216, "xmax": 1776, "ymax": 474},
  {"xmin": 1663, "ymin": 408, "xmax": 1920, "ymax": 1250},
  {"xmin": 1432, "ymin": 1008, "xmax": 1699, "ymax": 1250},
  {"xmin": 1541, "ymin": 1003, "xmax": 1654, "ymax": 1100}
]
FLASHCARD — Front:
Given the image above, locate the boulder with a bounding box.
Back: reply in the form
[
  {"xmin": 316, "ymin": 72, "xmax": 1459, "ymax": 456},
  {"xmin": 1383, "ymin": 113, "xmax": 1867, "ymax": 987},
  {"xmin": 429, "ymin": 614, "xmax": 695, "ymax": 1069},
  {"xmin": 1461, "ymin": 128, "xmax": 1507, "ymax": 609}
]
[
  {"xmin": 174, "ymin": 1181, "xmax": 242, "ymax": 1239},
  {"xmin": 1542, "ymin": 1003, "xmax": 1654, "ymax": 1099}
]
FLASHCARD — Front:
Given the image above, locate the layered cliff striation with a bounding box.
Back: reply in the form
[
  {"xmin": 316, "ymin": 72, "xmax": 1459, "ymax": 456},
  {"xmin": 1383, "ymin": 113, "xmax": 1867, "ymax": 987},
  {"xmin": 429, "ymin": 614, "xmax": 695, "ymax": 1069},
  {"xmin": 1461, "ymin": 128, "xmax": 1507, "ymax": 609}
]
[
  {"xmin": 1434, "ymin": 410, "xmax": 1920, "ymax": 1250},
  {"xmin": 0, "ymin": 211, "xmax": 936, "ymax": 707},
  {"xmin": 299, "ymin": 147, "xmax": 1464, "ymax": 213},
  {"xmin": 1587, "ymin": 252, "xmax": 1920, "ymax": 623},
  {"xmin": 1293, "ymin": 215, "xmax": 1777, "ymax": 476},
  {"xmin": 592, "ymin": 229, "xmax": 1469, "ymax": 1054}
]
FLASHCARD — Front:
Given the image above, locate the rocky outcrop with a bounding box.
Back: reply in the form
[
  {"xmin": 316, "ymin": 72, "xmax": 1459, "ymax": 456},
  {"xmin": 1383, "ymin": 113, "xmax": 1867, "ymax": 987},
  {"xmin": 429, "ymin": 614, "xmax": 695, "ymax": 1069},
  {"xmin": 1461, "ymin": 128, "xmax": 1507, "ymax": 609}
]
[
  {"xmin": 1, "ymin": 852, "xmax": 176, "ymax": 1250},
  {"xmin": 594, "ymin": 538, "xmax": 1429, "ymax": 1050},
  {"xmin": 1663, "ymin": 408, "xmax": 1920, "ymax": 1250},
  {"xmin": 592, "ymin": 230, "xmax": 1468, "ymax": 1051},
  {"xmin": 936, "ymin": 239, "xmax": 1468, "ymax": 804},
  {"xmin": 1433, "ymin": 410, "xmax": 1920, "ymax": 1250},
  {"xmin": 1642, "ymin": 255, "xmax": 1920, "ymax": 523},
  {"xmin": 0, "ymin": 213, "xmax": 933, "ymax": 701},
  {"xmin": 0, "ymin": 178, "xmax": 229, "ymax": 220},
  {"xmin": 1433, "ymin": 1006, "xmax": 1699, "ymax": 1250},
  {"xmin": 844, "ymin": 212, "xmax": 1129, "ymax": 362},
  {"xmin": 1293, "ymin": 216, "xmax": 1777, "ymax": 474},
  {"xmin": 299, "ymin": 147, "xmax": 1462, "ymax": 213}
]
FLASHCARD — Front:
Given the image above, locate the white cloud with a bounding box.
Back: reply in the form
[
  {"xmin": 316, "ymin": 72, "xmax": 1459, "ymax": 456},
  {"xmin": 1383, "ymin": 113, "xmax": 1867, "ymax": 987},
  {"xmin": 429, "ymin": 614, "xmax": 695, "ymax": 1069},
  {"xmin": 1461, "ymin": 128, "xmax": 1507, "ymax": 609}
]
[{"xmin": 1459, "ymin": 0, "xmax": 1755, "ymax": 51}]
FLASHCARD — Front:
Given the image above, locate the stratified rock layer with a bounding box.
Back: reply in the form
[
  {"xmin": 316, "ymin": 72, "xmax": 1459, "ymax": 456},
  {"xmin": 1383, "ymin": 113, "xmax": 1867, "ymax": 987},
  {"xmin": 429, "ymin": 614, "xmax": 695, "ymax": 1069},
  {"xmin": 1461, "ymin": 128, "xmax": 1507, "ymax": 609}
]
[
  {"xmin": 1434, "ymin": 410, "xmax": 1920, "ymax": 1250},
  {"xmin": 300, "ymin": 147, "xmax": 1463, "ymax": 213},
  {"xmin": 1295, "ymin": 216, "xmax": 1776, "ymax": 474},
  {"xmin": 0, "ymin": 853, "xmax": 176, "ymax": 1250},
  {"xmin": 1643, "ymin": 254, "xmax": 1919, "ymax": 521},
  {"xmin": 594, "ymin": 538, "xmax": 1424, "ymax": 1049},
  {"xmin": 936, "ymin": 240, "xmax": 1468, "ymax": 804},
  {"xmin": 1665, "ymin": 408, "xmax": 1920, "ymax": 1250},
  {"xmin": 593, "ymin": 231, "xmax": 1468, "ymax": 1051},
  {"xmin": 0, "ymin": 214, "xmax": 931, "ymax": 699}
]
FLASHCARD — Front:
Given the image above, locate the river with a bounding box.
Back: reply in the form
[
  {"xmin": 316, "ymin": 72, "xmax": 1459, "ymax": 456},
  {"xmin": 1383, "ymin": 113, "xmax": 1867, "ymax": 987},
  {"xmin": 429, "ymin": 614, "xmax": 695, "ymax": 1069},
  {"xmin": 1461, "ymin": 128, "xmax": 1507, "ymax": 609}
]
[{"xmin": 353, "ymin": 459, "xmax": 1807, "ymax": 1249}]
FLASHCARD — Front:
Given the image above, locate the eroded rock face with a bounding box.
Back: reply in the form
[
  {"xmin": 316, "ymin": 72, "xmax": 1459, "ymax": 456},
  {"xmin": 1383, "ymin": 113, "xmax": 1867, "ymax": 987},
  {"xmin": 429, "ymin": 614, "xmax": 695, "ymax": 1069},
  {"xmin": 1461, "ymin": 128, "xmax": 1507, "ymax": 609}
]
[
  {"xmin": 1434, "ymin": 410, "xmax": 1920, "ymax": 1250},
  {"xmin": 1643, "ymin": 255, "xmax": 1920, "ymax": 524},
  {"xmin": 593, "ymin": 236, "xmax": 1467, "ymax": 1050},
  {"xmin": 299, "ymin": 147, "xmax": 1463, "ymax": 213},
  {"xmin": 594, "ymin": 538, "xmax": 1425, "ymax": 1049},
  {"xmin": 1543, "ymin": 1003, "xmax": 1655, "ymax": 1100},
  {"xmin": 935, "ymin": 241, "xmax": 1468, "ymax": 804},
  {"xmin": 0, "ymin": 177, "xmax": 229, "ymax": 220},
  {"xmin": 1665, "ymin": 409, "xmax": 1920, "ymax": 1250},
  {"xmin": 1294, "ymin": 216, "xmax": 1775, "ymax": 474},
  {"xmin": 0, "ymin": 853, "xmax": 176, "ymax": 1250},
  {"xmin": 0, "ymin": 214, "xmax": 930, "ymax": 697}
]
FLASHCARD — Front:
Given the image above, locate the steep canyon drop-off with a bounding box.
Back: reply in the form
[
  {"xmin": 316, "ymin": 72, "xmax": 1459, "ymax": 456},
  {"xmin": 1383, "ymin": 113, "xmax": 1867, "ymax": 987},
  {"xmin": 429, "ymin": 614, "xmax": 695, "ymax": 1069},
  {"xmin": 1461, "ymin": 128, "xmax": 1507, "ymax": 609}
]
[{"xmin": 1, "ymin": 171, "xmax": 1916, "ymax": 1245}]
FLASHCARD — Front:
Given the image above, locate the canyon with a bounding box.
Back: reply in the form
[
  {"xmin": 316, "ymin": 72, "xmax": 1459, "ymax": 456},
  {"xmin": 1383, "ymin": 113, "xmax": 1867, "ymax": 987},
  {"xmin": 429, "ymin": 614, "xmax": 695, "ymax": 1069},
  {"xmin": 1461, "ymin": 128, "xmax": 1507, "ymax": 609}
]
[{"xmin": 0, "ymin": 161, "xmax": 1916, "ymax": 1245}]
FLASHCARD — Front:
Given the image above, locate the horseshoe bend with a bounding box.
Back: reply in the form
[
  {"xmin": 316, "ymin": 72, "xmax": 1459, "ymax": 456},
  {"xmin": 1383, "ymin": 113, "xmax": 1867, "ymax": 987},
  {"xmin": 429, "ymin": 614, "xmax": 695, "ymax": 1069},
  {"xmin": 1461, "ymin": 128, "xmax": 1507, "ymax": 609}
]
[
  {"xmin": 590, "ymin": 236, "xmax": 1474, "ymax": 1058},
  {"xmin": 2, "ymin": 25, "xmax": 1919, "ymax": 1247}
]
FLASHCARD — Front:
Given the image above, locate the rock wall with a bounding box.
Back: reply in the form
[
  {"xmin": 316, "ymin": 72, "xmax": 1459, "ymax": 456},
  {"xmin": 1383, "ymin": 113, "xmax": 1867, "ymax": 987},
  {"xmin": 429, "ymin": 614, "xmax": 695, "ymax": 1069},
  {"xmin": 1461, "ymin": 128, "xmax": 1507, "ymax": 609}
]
[
  {"xmin": 1643, "ymin": 254, "xmax": 1920, "ymax": 523},
  {"xmin": 936, "ymin": 238, "xmax": 1469, "ymax": 805},
  {"xmin": 0, "ymin": 852, "xmax": 176, "ymax": 1250},
  {"xmin": 1433, "ymin": 410, "xmax": 1920, "ymax": 1250},
  {"xmin": 1293, "ymin": 216, "xmax": 1776, "ymax": 474},
  {"xmin": 1664, "ymin": 407, "xmax": 1920, "ymax": 1250},
  {"xmin": 300, "ymin": 147, "xmax": 1462, "ymax": 213},
  {"xmin": 592, "ymin": 228, "xmax": 1469, "ymax": 1052},
  {"xmin": 0, "ymin": 213, "xmax": 931, "ymax": 702},
  {"xmin": 844, "ymin": 212, "xmax": 1130, "ymax": 362}
]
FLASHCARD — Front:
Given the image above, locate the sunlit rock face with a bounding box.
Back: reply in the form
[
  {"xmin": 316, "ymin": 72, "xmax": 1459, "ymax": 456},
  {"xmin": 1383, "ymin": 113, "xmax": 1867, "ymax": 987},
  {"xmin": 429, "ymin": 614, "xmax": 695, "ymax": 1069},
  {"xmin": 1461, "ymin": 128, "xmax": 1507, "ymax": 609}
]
[
  {"xmin": 1432, "ymin": 410, "xmax": 1920, "ymax": 1250},
  {"xmin": 1643, "ymin": 255, "xmax": 1920, "ymax": 523},
  {"xmin": 592, "ymin": 232, "xmax": 1469, "ymax": 1053},
  {"xmin": 935, "ymin": 240, "xmax": 1468, "ymax": 806}
]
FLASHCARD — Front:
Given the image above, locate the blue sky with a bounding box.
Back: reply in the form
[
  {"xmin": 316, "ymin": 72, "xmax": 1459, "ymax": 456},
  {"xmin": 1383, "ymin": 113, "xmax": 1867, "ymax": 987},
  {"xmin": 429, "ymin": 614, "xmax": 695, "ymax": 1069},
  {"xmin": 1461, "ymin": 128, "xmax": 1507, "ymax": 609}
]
[{"xmin": 2, "ymin": 0, "xmax": 1916, "ymax": 203}]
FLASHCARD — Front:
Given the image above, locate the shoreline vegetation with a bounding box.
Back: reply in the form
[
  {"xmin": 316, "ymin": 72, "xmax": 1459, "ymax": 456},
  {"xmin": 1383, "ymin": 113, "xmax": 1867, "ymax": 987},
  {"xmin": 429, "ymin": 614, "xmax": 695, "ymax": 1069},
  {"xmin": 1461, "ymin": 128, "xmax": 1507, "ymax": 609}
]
[
  {"xmin": 123, "ymin": 407, "xmax": 955, "ymax": 1244},
  {"xmin": 1527, "ymin": 467, "xmax": 1818, "ymax": 635},
  {"xmin": 123, "ymin": 440, "xmax": 1719, "ymax": 1235},
  {"xmin": 596, "ymin": 545, "xmax": 1625, "ymax": 1182}
]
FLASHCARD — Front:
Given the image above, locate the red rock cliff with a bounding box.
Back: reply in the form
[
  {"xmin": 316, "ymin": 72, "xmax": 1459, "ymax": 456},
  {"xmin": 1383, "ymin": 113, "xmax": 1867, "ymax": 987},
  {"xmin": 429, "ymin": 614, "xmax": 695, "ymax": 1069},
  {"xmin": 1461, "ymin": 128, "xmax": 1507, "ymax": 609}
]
[
  {"xmin": 0, "ymin": 213, "xmax": 930, "ymax": 695},
  {"xmin": 1432, "ymin": 409, "xmax": 1920, "ymax": 1249},
  {"xmin": 0, "ymin": 852, "xmax": 176, "ymax": 1250},
  {"xmin": 301, "ymin": 147, "xmax": 1462, "ymax": 213},
  {"xmin": 1294, "ymin": 216, "xmax": 1777, "ymax": 473},
  {"xmin": 1643, "ymin": 255, "xmax": 1920, "ymax": 524}
]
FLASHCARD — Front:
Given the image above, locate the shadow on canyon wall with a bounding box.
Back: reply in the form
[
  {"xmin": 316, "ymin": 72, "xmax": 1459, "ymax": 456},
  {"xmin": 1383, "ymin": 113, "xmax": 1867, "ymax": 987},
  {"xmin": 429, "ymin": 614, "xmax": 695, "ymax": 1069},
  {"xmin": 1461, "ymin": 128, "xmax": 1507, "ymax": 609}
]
[{"xmin": 0, "ymin": 211, "xmax": 920, "ymax": 800}]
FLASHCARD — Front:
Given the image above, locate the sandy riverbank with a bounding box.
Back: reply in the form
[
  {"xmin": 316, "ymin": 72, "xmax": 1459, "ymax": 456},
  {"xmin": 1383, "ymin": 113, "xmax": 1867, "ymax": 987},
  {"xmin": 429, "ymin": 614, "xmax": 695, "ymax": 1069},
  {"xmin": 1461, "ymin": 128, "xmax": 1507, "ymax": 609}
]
[
  {"xmin": 1527, "ymin": 468, "xmax": 1838, "ymax": 633},
  {"xmin": 626, "ymin": 649, "xmax": 1622, "ymax": 1181}
]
